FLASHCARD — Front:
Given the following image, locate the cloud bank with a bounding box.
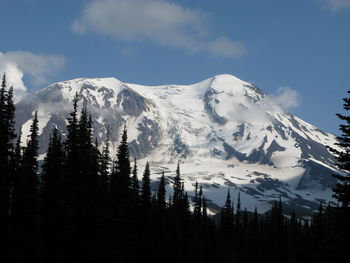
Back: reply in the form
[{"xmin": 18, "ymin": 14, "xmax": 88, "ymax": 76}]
[
  {"xmin": 0, "ymin": 51, "xmax": 66, "ymax": 101},
  {"xmin": 72, "ymin": 0, "xmax": 246, "ymax": 57}
]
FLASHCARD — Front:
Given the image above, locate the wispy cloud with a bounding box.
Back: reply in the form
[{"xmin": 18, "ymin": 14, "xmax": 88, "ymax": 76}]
[
  {"xmin": 0, "ymin": 51, "xmax": 67, "ymax": 101},
  {"xmin": 321, "ymin": 0, "xmax": 350, "ymax": 12},
  {"xmin": 72, "ymin": 0, "xmax": 246, "ymax": 58},
  {"xmin": 268, "ymin": 87, "xmax": 301, "ymax": 111}
]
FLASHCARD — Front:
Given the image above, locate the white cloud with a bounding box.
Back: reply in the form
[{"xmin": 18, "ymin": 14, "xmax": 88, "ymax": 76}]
[
  {"xmin": 0, "ymin": 54, "xmax": 27, "ymax": 102},
  {"xmin": 205, "ymin": 36, "xmax": 246, "ymax": 58},
  {"xmin": 322, "ymin": 0, "xmax": 350, "ymax": 12},
  {"xmin": 268, "ymin": 87, "xmax": 300, "ymax": 111},
  {"xmin": 0, "ymin": 51, "xmax": 66, "ymax": 101},
  {"xmin": 3, "ymin": 51, "xmax": 66, "ymax": 85},
  {"xmin": 72, "ymin": 0, "xmax": 245, "ymax": 57}
]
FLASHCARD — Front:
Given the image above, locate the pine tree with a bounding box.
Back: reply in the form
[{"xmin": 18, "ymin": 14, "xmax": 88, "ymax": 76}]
[
  {"xmin": 220, "ymin": 189, "xmax": 235, "ymax": 262},
  {"xmin": 131, "ymin": 158, "xmax": 139, "ymax": 204},
  {"xmin": 11, "ymin": 111, "xmax": 40, "ymax": 262},
  {"xmin": 5, "ymin": 86, "xmax": 15, "ymax": 144},
  {"xmin": 157, "ymin": 171, "xmax": 166, "ymax": 213},
  {"xmin": 0, "ymin": 74, "xmax": 16, "ymax": 260},
  {"xmin": 154, "ymin": 171, "xmax": 167, "ymax": 262},
  {"xmin": 11, "ymin": 134, "xmax": 22, "ymax": 180},
  {"xmin": 182, "ymin": 190, "xmax": 191, "ymax": 218},
  {"xmin": 236, "ymin": 192, "xmax": 241, "ymax": 227},
  {"xmin": 194, "ymin": 182, "xmax": 203, "ymax": 223},
  {"xmin": 141, "ymin": 162, "xmax": 151, "ymax": 211},
  {"xmin": 326, "ymin": 90, "xmax": 350, "ymax": 261},
  {"xmin": 63, "ymin": 93, "xmax": 79, "ymax": 208},
  {"xmin": 61, "ymin": 96, "xmax": 103, "ymax": 262},
  {"xmin": 110, "ymin": 126, "xmax": 133, "ymax": 262},
  {"xmin": 41, "ymin": 128, "xmax": 64, "ymax": 263},
  {"xmin": 42, "ymin": 128, "xmax": 64, "ymax": 214},
  {"xmin": 221, "ymin": 189, "xmax": 234, "ymax": 230},
  {"xmin": 202, "ymin": 196, "xmax": 208, "ymax": 220},
  {"xmin": 99, "ymin": 130, "xmax": 111, "ymax": 197},
  {"xmin": 328, "ymin": 90, "xmax": 350, "ymax": 208},
  {"xmin": 79, "ymin": 102, "xmax": 102, "ymax": 262},
  {"xmin": 172, "ymin": 161, "xmax": 182, "ymax": 210},
  {"xmin": 110, "ymin": 126, "xmax": 131, "ymax": 214}
]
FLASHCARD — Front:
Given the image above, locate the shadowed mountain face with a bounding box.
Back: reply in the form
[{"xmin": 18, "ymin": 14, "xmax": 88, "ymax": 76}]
[{"xmin": 15, "ymin": 74, "xmax": 339, "ymax": 214}]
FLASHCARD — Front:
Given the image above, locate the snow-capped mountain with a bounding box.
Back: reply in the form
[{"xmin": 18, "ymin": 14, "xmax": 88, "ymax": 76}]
[{"xmin": 15, "ymin": 74, "xmax": 339, "ymax": 214}]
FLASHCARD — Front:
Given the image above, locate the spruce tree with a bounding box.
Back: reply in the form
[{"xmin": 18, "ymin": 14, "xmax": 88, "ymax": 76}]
[
  {"xmin": 141, "ymin": 162, "xmax": 151, "ymax": 211},
  {"xmin": 61, "ymin": 96, "xmax": 101, "ymax": 262},
  {"xmin": 11, "ymin": 111, "xmax": 40, "ymax": 262},
  {"xmin": 154, "ymin": 171, "xmax": 167, "ymax": 262},
  {"xmin": 99, "ymin": 131, "xmax": 111, "ymax": 198},
  {"xmin": 157, "ymin": 171, "xmax": 166, "ymax": 212},
  {"xmin": 172, "ymin": 161, "xmax": 182, "ymax": 209},
  {"xmin": 236, "ymin": 192, "xmax": 241, "ymax": 228},
  {"xmin": 202, "ymin": 196, "xmax": 208, "ymax": 220},
  {"xmin": 41, "ymin": 128, "xmax": 64, "ymax": 263},
  {"xmin": 42, "ymin": 128, "xmax": 64, "ymax": 214},
  {"xmin": 131, "ymin": 158, "xmax": 139, "ymax": 204},
  {"xmin": 221, "ymin": 189, "xmax": 234, "ymax": 231},
  {"xmin": 110, "ymin": 126, "xmax": 131, "ymax": 214},
  {"xmin": 326, "ymin": 90, "xmax": 350, "ymax": 261},
  {"xmin": 194, "ymin": 182, "xmax": 203, "ymax": 222},
  {"xmin": 220, "ymin": 189, "xmax": 235, "ymax": 262},
  {"xmin": 110, "ymin": 126, "xmax": 133, "ymax": 262},
  {"xmin": 63, "ymin": 93, "xmax": 79, "ymax": 208},
  {"xmin": 328, "ymin": 90, "xmax": 350, "ymax": 208},
  {"xmin": 78, "ymin": 102, "xmax": 101, "ymax": 262},
  {"xmin": 0, "ymin": 75, "xmax": 15, "ymax": 255}
]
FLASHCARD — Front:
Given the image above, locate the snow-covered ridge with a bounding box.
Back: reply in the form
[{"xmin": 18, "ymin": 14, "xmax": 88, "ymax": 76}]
[{"xmin": 15, "ymin": 74, "xmax": 338, "ymax": 214}]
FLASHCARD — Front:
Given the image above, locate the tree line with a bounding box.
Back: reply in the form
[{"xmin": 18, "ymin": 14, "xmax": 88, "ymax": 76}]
[{"xmin": 0, "ymin": 73, "xmax": 349, "ymax": 263}]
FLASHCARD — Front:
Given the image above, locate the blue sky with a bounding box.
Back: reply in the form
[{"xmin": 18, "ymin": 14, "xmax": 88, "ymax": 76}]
[{"xmin": 0, "ymin": 0, "xmax": 349, "ymax": 134}]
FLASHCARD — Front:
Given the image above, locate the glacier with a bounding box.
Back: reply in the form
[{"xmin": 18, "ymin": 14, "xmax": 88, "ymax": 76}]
[{"xmin": 14, "ymin": 74, "xmax": 339, "ymax": 215}]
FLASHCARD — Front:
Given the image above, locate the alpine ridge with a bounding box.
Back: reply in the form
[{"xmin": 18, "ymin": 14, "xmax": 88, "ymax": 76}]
[{"xmin": 15, "ymin": 74, "xmax": 339, "ymax": 214}]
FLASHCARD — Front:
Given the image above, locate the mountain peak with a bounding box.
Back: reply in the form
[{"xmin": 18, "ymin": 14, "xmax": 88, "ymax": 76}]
[{"xmin": 15, "ymin": 74, "xmax": 338, "ymax": 214}]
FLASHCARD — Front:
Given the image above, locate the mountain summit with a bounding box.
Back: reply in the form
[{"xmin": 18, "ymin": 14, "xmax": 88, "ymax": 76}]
[{"xmin": 15, "ymin": 74, "xmax": 338, "ymax": 214}]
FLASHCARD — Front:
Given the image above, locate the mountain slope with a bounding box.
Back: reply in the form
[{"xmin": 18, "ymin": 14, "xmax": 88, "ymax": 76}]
[{"xmin": 15, "ymin": 74, "xmax": 339, "ymax": 214}]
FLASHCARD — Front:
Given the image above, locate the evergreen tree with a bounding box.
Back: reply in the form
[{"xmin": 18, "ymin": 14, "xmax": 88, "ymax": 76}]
[
  {"xmin": 328, "ymin": 90, "xmax": 350, "ymax": 208},
  {"xmin": 96, "ymin": 133, "xmax": 115, "ymax": 263},
  {"xmin": 221, "ymin": 189, "xmax": 234, "ymax": 230},
  {"xmin": 0, "ymin": 74, "xmax": 16, "ymax": 261},
  {"xmin": 141, "ymin": 162, "xmax": 151, "ymax": 211},
  {"xmin": 110, "ymin": 126, "xmax": 131, "ymax": 214},
  {"xmin": 326, "ymin": 90, "xmax": 350, "ymax": 262},
  {"xmin": 77, "ymin": 102, "xmax": 101, "ymax": 262},
  {"xmin": 42, "ymin": 128, "xmax": 64, "ymax": 213},
  {"xmin": 243, "ymin": 208, "xmax": 248, "ymax": 229},
  {"xmin": 172, "ymin": 161, "xmax": 182, "ymax": 209},
  {"xmin": 131, "ymin": 158, "xmax": 139, "ymax": 204},
  {"xmin": 11, "ymin": 111, "xmax": 40, "ymax": 262},
  {"xmin": 99, "ymin": 130, "xmax": 111, "ymax": 197},
  {"xmin": 110, "ymin": 126, "xmax": 133, "ymax": 262},
  {"xmin": 194, "ymin": 182, "xmax": 203, "ymax": 223},
  {"xmin": 10, "ymin": 134, "xmax": 22, "ymax": 182},
  {"xmin": 62, "ymin": 93, "xmax": 79, "ymax": 208},
  {"xmin": 182, "ymin": 190, "xmax": 191, "ymax": 218},
  {"xmin": 41, "ymin": 128, "xmax": 64, "ymax": 263},
  {"xmin": 157, "ymin": 171, "xmax": 166, "ymax": 213},
  {"xmin": 236, "ymin": 192, "xmax": 241, "ymax": 227},
  {"xmin": 154, "ymin": 171, "xmax": 167, "ymax": 262},
  {"xmin": 220, "ymin": 189, "xmax": 235, "ymax": 262},
  {"xmin": 202, "ymin": 196, "xmax": 208, "ymax": 220},
  {"xmin": 6, "ymin": 86, "xmax": 16, "ymax": 144}
]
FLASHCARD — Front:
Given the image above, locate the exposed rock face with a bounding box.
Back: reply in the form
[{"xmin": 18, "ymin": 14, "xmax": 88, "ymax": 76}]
[{"xmin": 15, "ymin": 74, "xmax": 339, "ymax": 214}]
